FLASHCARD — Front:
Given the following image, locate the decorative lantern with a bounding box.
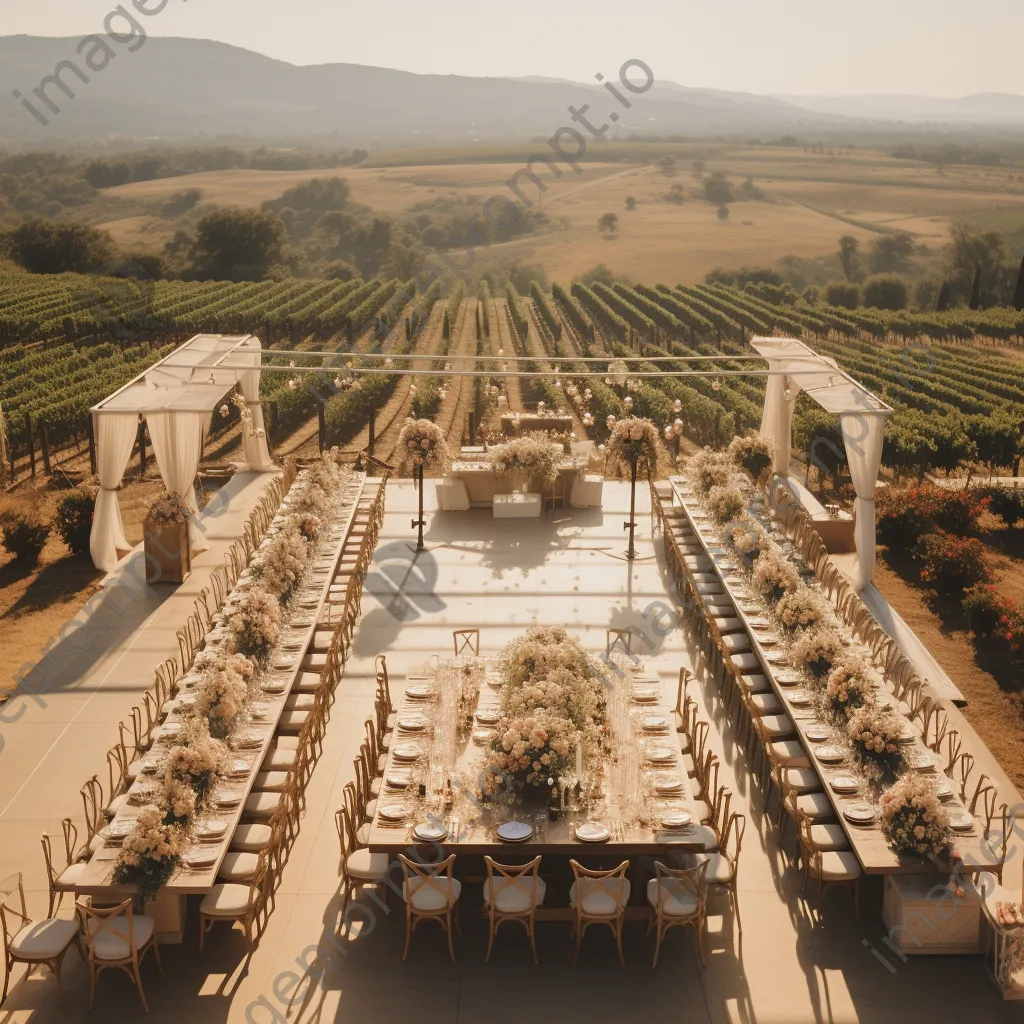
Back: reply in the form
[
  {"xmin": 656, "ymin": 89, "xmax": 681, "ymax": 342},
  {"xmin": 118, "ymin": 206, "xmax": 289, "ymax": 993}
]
[
  {"xmin": 673, "ymin": 398, "xmax": 682, "ymax": 413},
  {"xmin": 287, "ymin": 378, "xmax": 298, "ymax": 391}
]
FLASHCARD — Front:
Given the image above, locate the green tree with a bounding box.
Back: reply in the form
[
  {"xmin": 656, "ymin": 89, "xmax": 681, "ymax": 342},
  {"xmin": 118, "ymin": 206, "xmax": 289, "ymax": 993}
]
[
  {"xmin": 825, "ymin": 281, "xmax": 860, "ymax": 309},
  {"xmin": 625, "ymin": 196, "xmax": 637, "ymax": 210},
  {"xmin": 3, "ymin": 219, "xmax": 115, "ymax": 274},
  {"xmin": 862, "ymin": 274, "xmax": 908, "ymax": 310},
  {"xmin": 868, "ymin": 232, "xmax": 915, "ymax": 274},
  {"xmin": 692, "ymin": 160, "xmax": 706, "ymax": 179},
  {"xmin": 949, "ymin": 225, "xmax": 1007, "ymax": 305},
  {"xmin": 264, "ymin": 176, "xmax": 351, "ymax": 213},
  {"xmin": 717, "ymin": 205, "xmax": 731, "ymax": 220},
  {"xmin": 1013, "ymin": 255, "xmax": 1024, "ymax": 311},
  {"xmin": 838, "ymin": 235, "xmax": 860, "ymax": 281},
  {"xmin": 190, "ymin": 208, "xmax": 286, "ymax": 281},
  {"xmin": 704, "ymin": 171, "xmax": 733, "ymax": 205},
  {"xmin": 936, "ymin": 281, "xmax": 951, "ymax": 311},
  {"xmin": 969, "ymin": 264, "xmax": 983, "ymax": 309},
  {"xmin": 598, "ymin": 212, "xmax": 619, "ymax": 234}
]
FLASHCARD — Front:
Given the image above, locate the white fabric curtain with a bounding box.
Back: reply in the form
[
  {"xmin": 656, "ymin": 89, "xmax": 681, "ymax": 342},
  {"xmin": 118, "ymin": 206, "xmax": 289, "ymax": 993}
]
[
  {"xmin": 146, "ymin": 411, "xmax": 209, "ymax": 555},
  {"xmin": 760, "ymin": 369, "xmax": 793, "ymax": 476},
  {"xmin": 238, "ymin": 338, "xmax": 274, "ymax": 471},
  {"xmin": 841, "ymin": 411, "xmax": 886, "ymax": 591},
  {"xmin": 89, "ymin": 412, "xmax": 141, "ymax": 572}
]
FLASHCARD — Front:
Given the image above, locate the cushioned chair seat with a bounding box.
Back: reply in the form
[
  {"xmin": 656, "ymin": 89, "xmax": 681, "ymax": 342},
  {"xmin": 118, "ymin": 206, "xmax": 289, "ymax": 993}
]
[
  {"xmin": 55, "ymin": 861, "xmax": 88, "ymax": 888},
  {"xmin": 244, "ymin": 792, "xmax": 282, "ymax": 819},
  {"xmin": 645, "ymin": 878, "xmax": 699, "ymax": 918},
  {"xmin": 253, "ymin": 771, "xmax": 290, "ymax": 792},
  {"xmin": 693, "ymin": 852, "xmax": 735, "ymax": 886},
  {"xmin": 819, "ymin": 850, "xmax": 862, "ymax": 881},
  {"xmin": 740, "ymin": 674, "xmax": 772, "ymax": 694},
  {"xmin": 760, "ymin": 715, "xmax": 797, "ymax": 739},
  {"xmin": 347, "ymin": 848, "xmax": 390, "ymax": 880},
  {"xmin": 87, "ymin": 914, "xmax": 154, "ymax": 960},
  {"xmin": 795, "ymin": 792, "xmax": 835, "ymax": 819},
  {"xmin": 285, "ymin": 694, "xmax": 315, "ymax": 711},
  {"xmin": 10, "ymin": 918, "xmax": 79, "ymax": 959},
  {"xmin": 104, "ymin": 794, "xmax": 128, "ymax": 819},
  {"xmin": 262, "ymin": 748, "xmax": 297, "ymax": 771},
  {"xmin": 808, "ymin": 824, "xmax": 850, "ymax": 851},
  {"xmin": 722, "ymin": 633, "xmax": 752, "ymax": 653},
  {"xmin": 770, "ymin": 740, "xmax": 810, "ymax": 767},
  {"xmin": 569, "ymin": 880, "xmax": 631, "ymax": 917},
  {"xmin": 406, "ymin": 876, "xmax": 462, "ymax": 913},
  {"xmin": 484, "ymin": 876, "xmax": 547, "ymax": 915},
  {"xmin": 277, "ymin": 710, "xmax": 309, "ymax": 733},
  {"xmin": 727, "ymin": 653, "xmax": 760, "ymax": 672},
  {"xmin": 231, "ymin": 824, "xmax": 273, "ymax": 852},
  {"xmin": 293, "ymin": 672, "xmax": 322, "ymax": 693},
  {"xmin": 714, "ymin": 617, "xmax": 746, "ymax": 634},
  {"xmin": 784, "ymin": 768, "xmax": 822, "ymax": 792},
  {"xmin": 217, "ymin": 852, "xmax": 260, "ymax": 883},
  {"xmin": 200, "ymin": 884, "xmax": 252, "ymax": 917},
  {"xmin": 749, "ymin": 694, "xmax": 783, "ymax": 715}
]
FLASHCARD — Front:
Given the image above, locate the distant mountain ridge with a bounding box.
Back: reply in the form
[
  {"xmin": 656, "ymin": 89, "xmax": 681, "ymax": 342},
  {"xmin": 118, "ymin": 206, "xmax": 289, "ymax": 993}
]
[
  {"xmin": 1, "ymin": 35, "xmax": 1021, "ymax": 146},
  {"xmin": 775, "ymin": 91, "xmax": 1024, "ymax": 124}
]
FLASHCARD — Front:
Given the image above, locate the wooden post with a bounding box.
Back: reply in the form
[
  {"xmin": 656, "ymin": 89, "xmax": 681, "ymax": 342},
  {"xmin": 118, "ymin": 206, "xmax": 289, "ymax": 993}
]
[
  {"xmin": 40, "ymin": 421, "xmax": 51, "ymax": 475},
  {"xmin": 87, "ymin": 415, "xmax": 97, "ymax": 475},
  {"xmin": 317, "ymin": 403, "xmax": 326, "ymax": 454},
  {"xmin": 26, "ymin": 413, "xmax": 35, "ymax": 477},
  {"xmin": 367, "ymin": 407, "xmax": 375, "ymax": 458},
  {"xmin": 137, "ymin": 419, "xmax": 147, "ymax": 478},
  {"xmin": 468, "ymin": 410, "xmax": 476, "ymax": 445}
]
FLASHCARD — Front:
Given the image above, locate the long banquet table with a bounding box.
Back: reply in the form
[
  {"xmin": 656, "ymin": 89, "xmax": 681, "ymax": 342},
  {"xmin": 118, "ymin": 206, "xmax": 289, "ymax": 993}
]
[
  {"xmin": 667, "ymin": 476, "xmax": 994, "ymax": 876},
  {"xmin": 367, "ymin": 657, "xmax": 704, "ymax": 859},
  {"xmin": 74, "ymin": 470, "xmax": 366, "ymax": 939}
]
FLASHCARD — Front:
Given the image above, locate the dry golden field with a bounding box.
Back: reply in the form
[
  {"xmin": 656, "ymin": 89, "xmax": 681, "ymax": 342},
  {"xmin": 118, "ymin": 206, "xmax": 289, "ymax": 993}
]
[{"xmin": 98, "ymin": 144, "xmax": 1024, "ymax": 284}]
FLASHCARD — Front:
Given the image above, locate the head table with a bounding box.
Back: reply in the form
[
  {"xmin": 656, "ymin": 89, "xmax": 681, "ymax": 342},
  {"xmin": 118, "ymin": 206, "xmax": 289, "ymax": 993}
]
[{"xmin": 367, "ymin": 655, "xmax": 704, "ymax": 859}]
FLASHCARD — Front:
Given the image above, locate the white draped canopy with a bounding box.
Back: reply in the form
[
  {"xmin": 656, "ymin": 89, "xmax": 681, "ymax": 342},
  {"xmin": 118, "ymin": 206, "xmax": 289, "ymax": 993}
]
[
  {"xmin": 89, "ymin": 334, "xmax": 275, "ymax": 573},
  {"xmin": 753, "ymin": 338, "xmax": 891, "ymax": 591}
]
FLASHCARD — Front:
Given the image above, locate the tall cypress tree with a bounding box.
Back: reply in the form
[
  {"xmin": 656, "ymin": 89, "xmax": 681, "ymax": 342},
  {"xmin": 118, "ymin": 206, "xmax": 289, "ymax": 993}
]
[
  {"xmin": 936, "ymin": 281, "xmax": 951, "ymax": 311},
  {"xmin": 969, "ymin": 265, "xmax": 982, "ymax": 310},
  {"xmin": 1012, "ymin": 254, "xmax": 1024, "ymax": 311}
]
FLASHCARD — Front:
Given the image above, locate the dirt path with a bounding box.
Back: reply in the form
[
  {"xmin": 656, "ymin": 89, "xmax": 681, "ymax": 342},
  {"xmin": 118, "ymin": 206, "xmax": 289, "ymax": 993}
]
[
  {"xmin": 489, "ymin": 298, "xmax": 523, "ymax": 414},
  {"xmin": 434, "ymin": 299, "xmax": 477, "ymax": 455}
]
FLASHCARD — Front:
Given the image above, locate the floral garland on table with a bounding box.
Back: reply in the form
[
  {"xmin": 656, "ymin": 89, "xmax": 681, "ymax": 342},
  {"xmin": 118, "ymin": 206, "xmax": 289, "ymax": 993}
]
[
  {"xmin": 846, "ymin": 704, "xmax": 906, "ymax": 782},
  {"xmin": 728, "ymin": 433, "xmax": 773, "ymax": 483},
  {"xmin": 249, "ymin": 523, "xmax": 310, "ymax": 602},
  {"xmin": 723, "ymin": 519, "xmax": 767, "ymax": 567},
  {"xmin": 227, "ymin": 587, "xmax": 283, "ymax": 663},
  {"xmin": 487, "ymin": 627, "xmax": 608, "ymax": 793},
  {"xmin": 191, "ymin": 660, "xmax": 253, "ymax": 739},
  {"xmin": 112, "ymin": 805, "xmax": 186, "ymax": 903},
  {"xmin": 790, "ymin": 624, "xmax": 844, "ymax": 681},
  {"xmin": 606, "ymin": 417, "xmax": 659, "ymax": 477},
  {"xmin": 397, "ymin": 418, "xmax": 451, "ymax": 471},
  {"xmin": 488, "ymin": 432, "xmax": 561, "ymax": 488},
  {"xmin": 147, "ymin": 491, "xmax": 190, "ymax": 527},
  {"xmin": 777, "ymin": 589, "xmax": 831, "ymax": 635},
  {"xmin": 163, "ymin": 719, "xmax": 228, "ymax": 806},
  {"xmin": 706, "ymin": 485, "xmax": 745, "ymax": 525},
  {"xmin": 825, "ymin": 653, "xmax": 878, "ymax": 722},
  {"xmin": 878, "ymin": 773, "xmax": 951, "ymax": 859},
  {"xmin": 687, "ymin": 448, "xmax": 734, "ymax": 498},
  {"xmin": 751, "ymin": 549, "xmax": 801, "ymax": 605}
]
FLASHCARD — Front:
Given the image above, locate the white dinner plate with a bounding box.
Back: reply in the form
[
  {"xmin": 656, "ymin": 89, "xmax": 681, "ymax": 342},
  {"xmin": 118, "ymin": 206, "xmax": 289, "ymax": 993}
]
[
  {"xmin": 378, "ymin": 803, "xmax": 409, "ymax": 823},
  {"xmin": 633, "ymin": 688, "xmax": 660, "ymax": 704},
  {"xmin": 475, "ymin": 710, "xmax": 501, "ymax": 725},
  {"xmin": 214, "ymin": 789, "xmax": 243, "ymax": 808},
  {"xmin": 405, "ymin": 684, "xmax": 435, "ymax": 700},
  {"xmin": 787, "ymin": 690, "xmax": 812, "ymax": 708},
  {"xmin": 397, "ymin": 714, "xmax": 429, "ymax": 732},
  {"xmin": 646, "ymin": 746, "xmax": 677, "ymax": 764},
  {"xmin": 829, "ymin": 775, "xmax": 860, "ymax": 794},
  {"xmin": 102, "ymin": 819, "xmax": 134, "ymax": 840},
  {"xmin": 642, "ymin": 715, "xmax": 669, "ymax": 732},
  {"xmin": 816, "ymin": 745, "xmax": 847, "ymax": 764},
  {"xmin": 385, "ymin": 770, "xmax": 413, "ymax": 789},
  {"xmin": 392, "ymin": 743, "xmax": 424, "ymax": 762},
  {"xmin": 949, "ymin": 808, "xmax": 974, "ymax": 832},
  {"xmin": 250, "ymin": 703, "xmax": 269, "ymax": 721},
  {"xmin": 653, "ymin": 776, "xmax": 684, "ymax": 795},
  {"xmin": 412, "ymin": 822, "xmax": 448, "ymax": 842},
  {"xmin": 661, "ymin": 811, "xmax": 693, "ymax": 830},
  {"xmin": 804, "ymin": 724, "xmax": 831, "ymax": 743},
  {"xmin": 195, "ymin": 819, "xmax": 228, "ymax": 840},
  {"xmin": 844, "ymin": 802, "xmax": 876, "ymax": 825},
  {"xmin": 472, "ymin": 728, "xmax": 495, "ymax": 743},
  {"xmin": 575, "ymin": 822, "xmax": 611, "ymax": 843}
]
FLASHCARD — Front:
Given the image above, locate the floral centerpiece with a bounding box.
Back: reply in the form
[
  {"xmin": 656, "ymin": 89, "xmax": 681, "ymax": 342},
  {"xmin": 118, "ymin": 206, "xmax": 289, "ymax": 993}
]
[
  {"xmin": 723, "ymin": 519, "xmax": 767, "ymax": 566},
  {"xmin": 296, "ymin": 513, "xmax": 321, "ymax": 542},
  {"xmin": 488, "ymin": 432, "xmax": 560, "ymax": 490},
  {"xmin": 164, "ymin": 720, "xmax": 227, "ymax": 805},
  {"xmin": 192, "ymin": 664, "xmax": 250, "ymax": 739},
  {"xmin": 161, "ymin": 779, "xmax": 198, "ymax": 826},
  {"xmin": 250, "ymin": 523, "xmax": 309, "ymax": 601},
  {"xmin": 687, "ymin": 448, "xmax": 733, "ymax": 497},
  {"xmin": 707, "ymin": 485, "xmax": 746, "ymax": 525},
  {"xmin": 879, "ymin": 774, "xmax": 951, "ymax": 859},
  {"xmin": 777, "ymin": 588, "xmax": 831, "ymax": 634},
  {"xmin": 846, "ymin": 704, "xmax": 906, "ymax": 781},
  {"xmin": 486, "ymin": 710, "xmax": 575, "ymax": 792},
  {"xmin": 728, "ymin": 433, "xmax": 773, "ymax": 483},
  {"xmin": 111, "ymin": 805, "xmax": 186, "ymax": 902},
  {"xmin": 751, "ymin": 549, "xmax": 800, "ymax": 604},
  {"xmin": 397, "ymin": 418, "xmax": 451, "ymax": 471},
  {"xmin": 825, "ymin": 654, "xmax": 877, "ymax": 721},
  {"xmin": 607, "ymin": 417, "xmax": 659, "ymax": 477},
  {"xmin": 147, "ymin": 491, "xmax": 190, "ymax": 526},
  {"xmin": 227, "ymin": 587, "xmax": 282, "ymax": 662},
  {"xmin": 791, "ymin": 624, "xmax": 844, "ymax": 681}
]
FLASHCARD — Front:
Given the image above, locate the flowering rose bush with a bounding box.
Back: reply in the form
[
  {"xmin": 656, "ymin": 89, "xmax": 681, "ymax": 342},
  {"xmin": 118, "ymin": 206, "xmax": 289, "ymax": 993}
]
[
  {"xmin": 751, "ymin": 550, "xmax": 800, "ymax": 604},
  {"xmin": 791, "ymin": 625, "xmax": 844, "ymax": 681},
  {"xmin": 916, "ymin": 531, "xmax": 992, "ymax": 597},
  {"xmin": 397, "ymin": 418, "xmax": 451, "ymax": 470},
  {"xmin": 728, "ymin": 434, "xmax": 773, "ymax": 482},
  {"xmin": 777, "ymin": 588, "xmax": 831, "ymax": 634},
  {"xmin": 707, "ymin": 485, "xmax": 746, "ymax": 525},
  {"xmin": 112, "ymin": 804, "xmax": 185, "ymax": 902},
  {"xmin": 962, "ymin": 584, "xmax": 1024, "ymax": 660},
  {"xmin": 876, "ymin": 485, "xmax": 989, "ymax": 548},
  {"xmin": 846, "ymin": 705, "xmax": 905, "ymax": 780},
  {"xmin": 607, "ymin": 417, "xmax": 660, "ymax": 476},
  {"xmin": 879, "ymin": 774, "xmax": 951, "ymax": 859},
  {"xmin": 825, "ymin": 654, "xmax": 878, "ymax": 721}
]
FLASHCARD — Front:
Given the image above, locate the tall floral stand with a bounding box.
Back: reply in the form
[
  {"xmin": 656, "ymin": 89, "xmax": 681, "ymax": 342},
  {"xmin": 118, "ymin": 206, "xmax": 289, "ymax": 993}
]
[
  {"xmin": 623, "ymin": 457, "xmax": 639, "ymax": 561},
  {"xmin": 143, "ymin": 516, "xmax": 190, "ymax": 584},
  {"xmin": 411, "ymin": 464, "xmax": 426, "ymax": 550}
]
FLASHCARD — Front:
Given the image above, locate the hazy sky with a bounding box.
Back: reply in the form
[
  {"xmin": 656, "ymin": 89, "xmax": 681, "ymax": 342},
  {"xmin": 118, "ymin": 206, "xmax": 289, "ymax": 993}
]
[{"xmin": 2, "ymin": 0, "xmax": 1021, "ymax": 98}]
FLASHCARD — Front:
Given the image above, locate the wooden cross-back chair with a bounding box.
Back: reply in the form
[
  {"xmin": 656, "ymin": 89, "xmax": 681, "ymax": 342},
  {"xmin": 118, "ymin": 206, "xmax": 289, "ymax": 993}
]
[
  {"xmin": 606, "ymin": 627, "xmax": 645, "ymax": 659},
  {"xmin": 569, "ymin": 859, "xmax": 630, "ymax": 967},
  {"xmin": 397, "ymin": 853, "xmax": 462, "ymax": 962},
  {"xmin": 453, "ymin": 629, "xmax": 480, "ymax": 656},
  {"xmin": 482, "ymin": 855, "xmax": 545, "ymax": 964},
  {"xmin": 646, "ymin": 859, "xmax": 708, "ymax": 968}
]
